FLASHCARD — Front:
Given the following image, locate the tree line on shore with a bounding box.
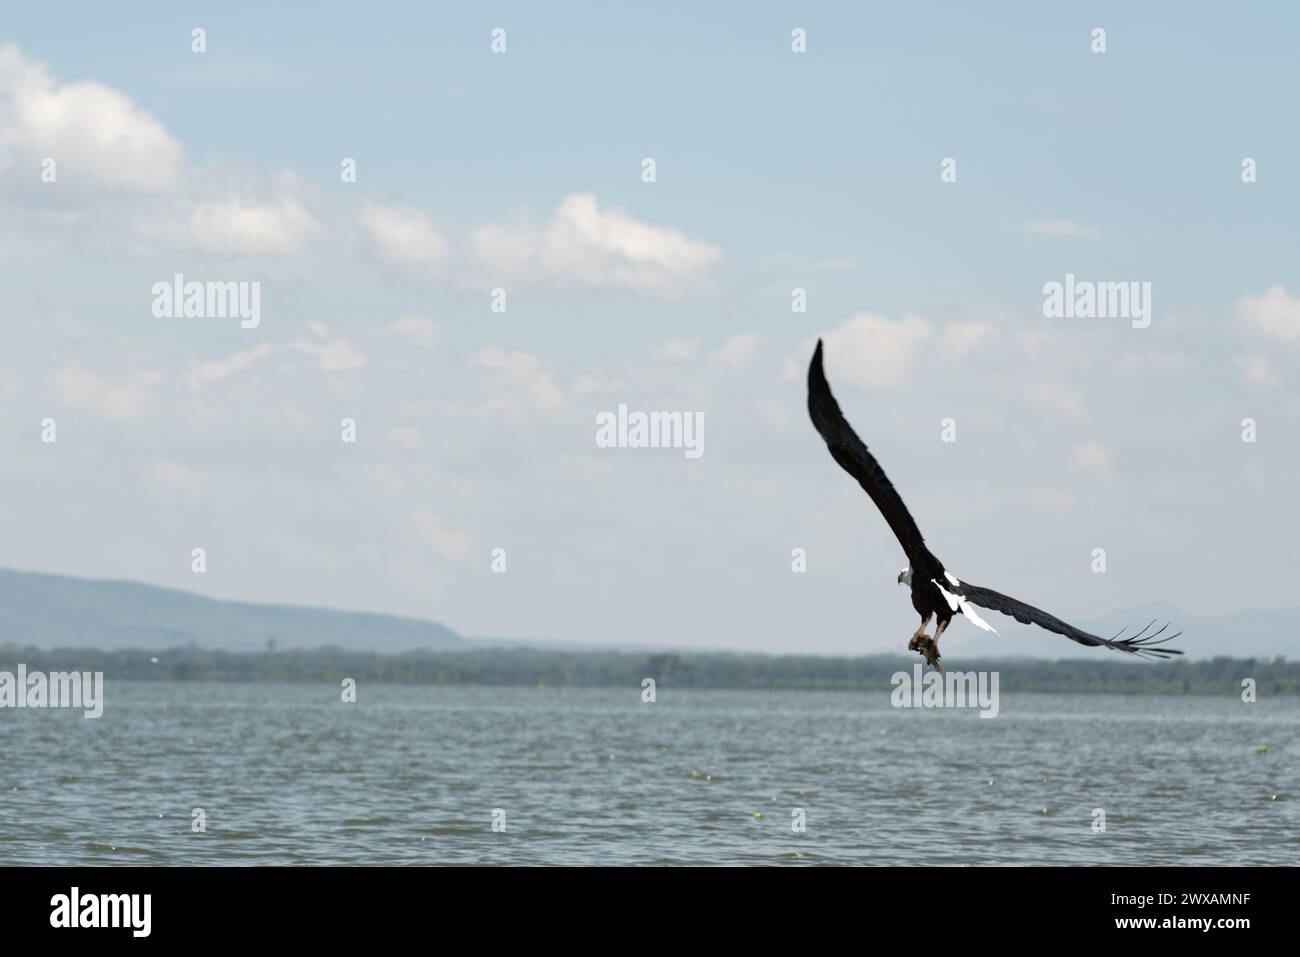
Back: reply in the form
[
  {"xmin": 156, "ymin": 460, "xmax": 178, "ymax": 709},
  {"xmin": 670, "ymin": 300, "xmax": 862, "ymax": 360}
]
[{"xmin": 1, "ymin": 644, "xmax": 1295, "ymax": 694}]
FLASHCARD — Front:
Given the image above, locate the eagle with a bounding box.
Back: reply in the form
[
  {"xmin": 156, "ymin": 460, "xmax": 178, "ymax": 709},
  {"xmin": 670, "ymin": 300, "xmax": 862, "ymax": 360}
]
[{"xmin": 807, "ymin": 339, "xmax": 1182, "ymax": 669}]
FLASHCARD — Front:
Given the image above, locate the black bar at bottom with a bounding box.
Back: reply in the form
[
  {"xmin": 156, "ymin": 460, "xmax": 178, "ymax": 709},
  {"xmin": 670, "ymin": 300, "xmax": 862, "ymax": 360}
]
[{"xmin": 0, "ymin": 866, "xmax": 1282, "ymax": 943}]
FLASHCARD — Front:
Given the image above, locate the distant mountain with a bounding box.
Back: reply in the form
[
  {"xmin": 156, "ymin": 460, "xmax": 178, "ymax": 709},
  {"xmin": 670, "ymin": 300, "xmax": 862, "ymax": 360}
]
[{"xmin": 0, "ymin": 568, "xmax": 468, "ymax": 653}]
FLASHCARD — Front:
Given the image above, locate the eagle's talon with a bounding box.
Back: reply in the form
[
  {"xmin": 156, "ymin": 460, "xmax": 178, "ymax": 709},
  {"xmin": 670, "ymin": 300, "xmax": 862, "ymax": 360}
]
[{"xmin": 911, "ymin": 636, "xmax": 942, "ymax": 670}]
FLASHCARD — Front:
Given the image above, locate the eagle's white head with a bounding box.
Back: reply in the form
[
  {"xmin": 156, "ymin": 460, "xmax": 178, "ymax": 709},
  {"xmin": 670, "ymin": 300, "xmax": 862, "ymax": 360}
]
[{"xmin": 897, "ymin": 566, "xmax": 912, "ymax": 587}]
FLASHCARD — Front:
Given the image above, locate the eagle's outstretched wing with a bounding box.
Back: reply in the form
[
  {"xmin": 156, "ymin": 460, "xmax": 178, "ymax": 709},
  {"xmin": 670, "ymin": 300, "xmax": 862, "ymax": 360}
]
[
  {"xmin": 807, "ymin": 339, "xmax": 941, "ymax": 577},
  {"xmin": 956, "ymin": 583, "xmax": 1183, "ymax": 659}
]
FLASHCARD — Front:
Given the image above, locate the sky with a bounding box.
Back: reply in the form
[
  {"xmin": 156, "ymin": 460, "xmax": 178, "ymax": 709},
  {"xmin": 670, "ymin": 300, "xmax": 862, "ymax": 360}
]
[{"xmin": 0, "ymin": 2, "xmax": 1297, "ymax": 656}]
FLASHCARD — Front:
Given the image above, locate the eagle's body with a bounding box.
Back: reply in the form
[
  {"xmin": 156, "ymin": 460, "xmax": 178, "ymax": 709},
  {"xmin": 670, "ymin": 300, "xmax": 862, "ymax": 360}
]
[
  {"xmin": 907, "ymin": 575, "xmax": 948, "ymax": 625},
  {"xmin": 807, "ymin": 339, "xmax": 1181, "ymax": 668}
]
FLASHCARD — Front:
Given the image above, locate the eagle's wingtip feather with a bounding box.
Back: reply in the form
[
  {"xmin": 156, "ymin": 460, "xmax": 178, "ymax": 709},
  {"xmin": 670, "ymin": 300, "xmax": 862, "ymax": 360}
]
[{"xmin": 808, "ymin": 339, "xmax": 828, "ymax": 395}]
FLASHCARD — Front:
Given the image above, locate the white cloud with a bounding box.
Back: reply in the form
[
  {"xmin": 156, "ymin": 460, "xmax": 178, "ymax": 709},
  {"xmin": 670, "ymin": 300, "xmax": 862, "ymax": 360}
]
[
  {"xmin": 1235, "ymin": 354, "xmax": 1276, "ymax": 387},
  {"xmin": 1024, "ymin": 380, "xmax": 1089, "ymax": 424},
  {"xmin": 660, "ymin": 337, "xmax": 700, "ymax": 362},
  {"xmin": 366, "ymin": 464, "xmax": 405, "ymax": 496},
  {"xmin": 1017, "ymin": 219, "xmax": 1097, "ymax": 238},
  {"xmin": 1023, "ymin": 487, "xmax": 1077, "ymax": 514},
  {"xmin": 388, "ymin": 426, "xmax": 423, "ymax": 450},
  {"xmin": 359, "ymin": 202, "xmax": 448, "ymax": 273},
  {"xmin": 413, "ymin": 508, "xmax": 471, "ymax": 563},
  {"xmin": 571, "ymin": 373, "xmax": 625, "ymax": 396},
  {"xmin": 472, "ymin": 347, "xmax": 564, "ymax": 412},
  {"xmin": 186, "ymin": 196, "xmax": 318, "ymax": 254},
  {"xmin": 191, "ymin": 334, "xmax": 364, "ymax": 389},
  {"xmin": 0, "ymin": 44, "xmax": 183, "ymax": 190},
  {"xmin": 756, "ymin": 397, "xmax": 793, "ymax": 433},
  {"xmin": 189, "ymin": 344, "xmax": 276, "ymax": 388},
  {"xmin": 52, "ymin": 362, "xmax": 156, "ymax": 419},
  {"xmin": 1073, "ymin": 441, "xmax": 1113, "ymax": 479},
  {"xmin": 1113, "ymin": 349, "xmax": 1191, "ymax": 373},
  {"xmin": 717, "ymin": 333, "xmax": 761, "ymax": 369},
  {"xmin": 1236, "ymin": 284, "xmax": 1300, "ymax": 343},
  {"xmin": 389, "ymin": 316, "xmax": 440, "ymax": 346},
  {"xmin": 272, "ymin": 404, "xmax": 312, "ymax": 429},
  {"xmin": 291, "ymin": 338, "xmax": 367, "ymax": 372},
  {"xmin": 145, "ymin": 460, "xmax": 206, "ymax": 496},
  {"xmin": 470, "ymin": 193, "xmax": 719, "ymax": 293},
  {"xmin": 939, "ymin": 321, "xmax": 998, "ymax": 361},
  {"xmin": 818, "ymin": 312, "xmax": 933, "ymax": 389}
]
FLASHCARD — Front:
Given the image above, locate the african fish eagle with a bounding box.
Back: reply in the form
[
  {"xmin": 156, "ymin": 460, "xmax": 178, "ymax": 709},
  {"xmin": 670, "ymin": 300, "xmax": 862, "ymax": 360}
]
[{"xmin": 807, "ymin": 339, "xmax": 1182, "ymax": 669}]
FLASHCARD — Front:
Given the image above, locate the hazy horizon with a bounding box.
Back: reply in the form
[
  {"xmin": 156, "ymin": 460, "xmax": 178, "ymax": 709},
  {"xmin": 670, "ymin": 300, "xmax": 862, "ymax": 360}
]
[{"xmin": 0, "ymin": 563, "xmax": 1291, "ymax": 661}]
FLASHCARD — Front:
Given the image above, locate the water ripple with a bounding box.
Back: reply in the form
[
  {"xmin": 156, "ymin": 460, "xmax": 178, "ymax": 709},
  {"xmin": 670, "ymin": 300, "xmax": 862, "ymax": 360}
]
[{"xmin": 0, "ymin": 684, "xmax": 1296, "ymax": 865}]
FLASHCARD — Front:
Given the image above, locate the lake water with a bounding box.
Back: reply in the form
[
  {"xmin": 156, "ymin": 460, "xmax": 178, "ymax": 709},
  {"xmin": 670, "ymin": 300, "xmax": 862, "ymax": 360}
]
[{"xmin": 0, "ymin": 682, "xmax": 1295, "ymax": 865}]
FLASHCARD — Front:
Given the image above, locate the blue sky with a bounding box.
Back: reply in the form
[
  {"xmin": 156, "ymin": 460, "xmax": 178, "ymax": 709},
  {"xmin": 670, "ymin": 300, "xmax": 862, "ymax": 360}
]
[{"xmin": 1, "ymin": 3, "xmax": 1297, "ymax": 656}]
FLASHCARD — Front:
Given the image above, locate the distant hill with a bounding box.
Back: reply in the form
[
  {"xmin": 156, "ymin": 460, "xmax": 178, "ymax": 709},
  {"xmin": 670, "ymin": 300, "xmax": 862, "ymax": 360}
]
[{"xmin": 0, "ymin": 568, "xmax": 468, "ymax": 653}]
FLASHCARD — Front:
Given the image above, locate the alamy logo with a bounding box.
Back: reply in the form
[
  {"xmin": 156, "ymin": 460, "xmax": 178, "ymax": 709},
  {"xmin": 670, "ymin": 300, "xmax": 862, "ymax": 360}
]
[
  {"xmin": 50, "ymin": 887, "xmax": 150, "ymax": 937},
  {"xmin": 152, "ymin": 273, "xmax": 261, "ymax": 328},
  {"xmin": 595, "ymin": 404, "xmax": 704, "ymax": 459},
  {"xmin": 891, "ymin": 664, "xmax": 1000, "ymax": 718},
  {"xmin": 1042, "ymin": 272, "xmax": 1151, "ymax": 328},
  {"xmin": 0, "ymin": 665, "xmax": 104, "ymax": 718}
]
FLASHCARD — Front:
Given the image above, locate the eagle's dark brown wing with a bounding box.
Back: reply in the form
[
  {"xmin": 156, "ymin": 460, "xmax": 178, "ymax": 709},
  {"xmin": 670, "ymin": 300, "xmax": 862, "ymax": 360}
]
[
  {"xmin": 807, "ymin": 339, "xmax": 943, "ymax": 579},
  {"xmin": 957, "ymin": 583, "xmax": 1183, "ymax": 659}
]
